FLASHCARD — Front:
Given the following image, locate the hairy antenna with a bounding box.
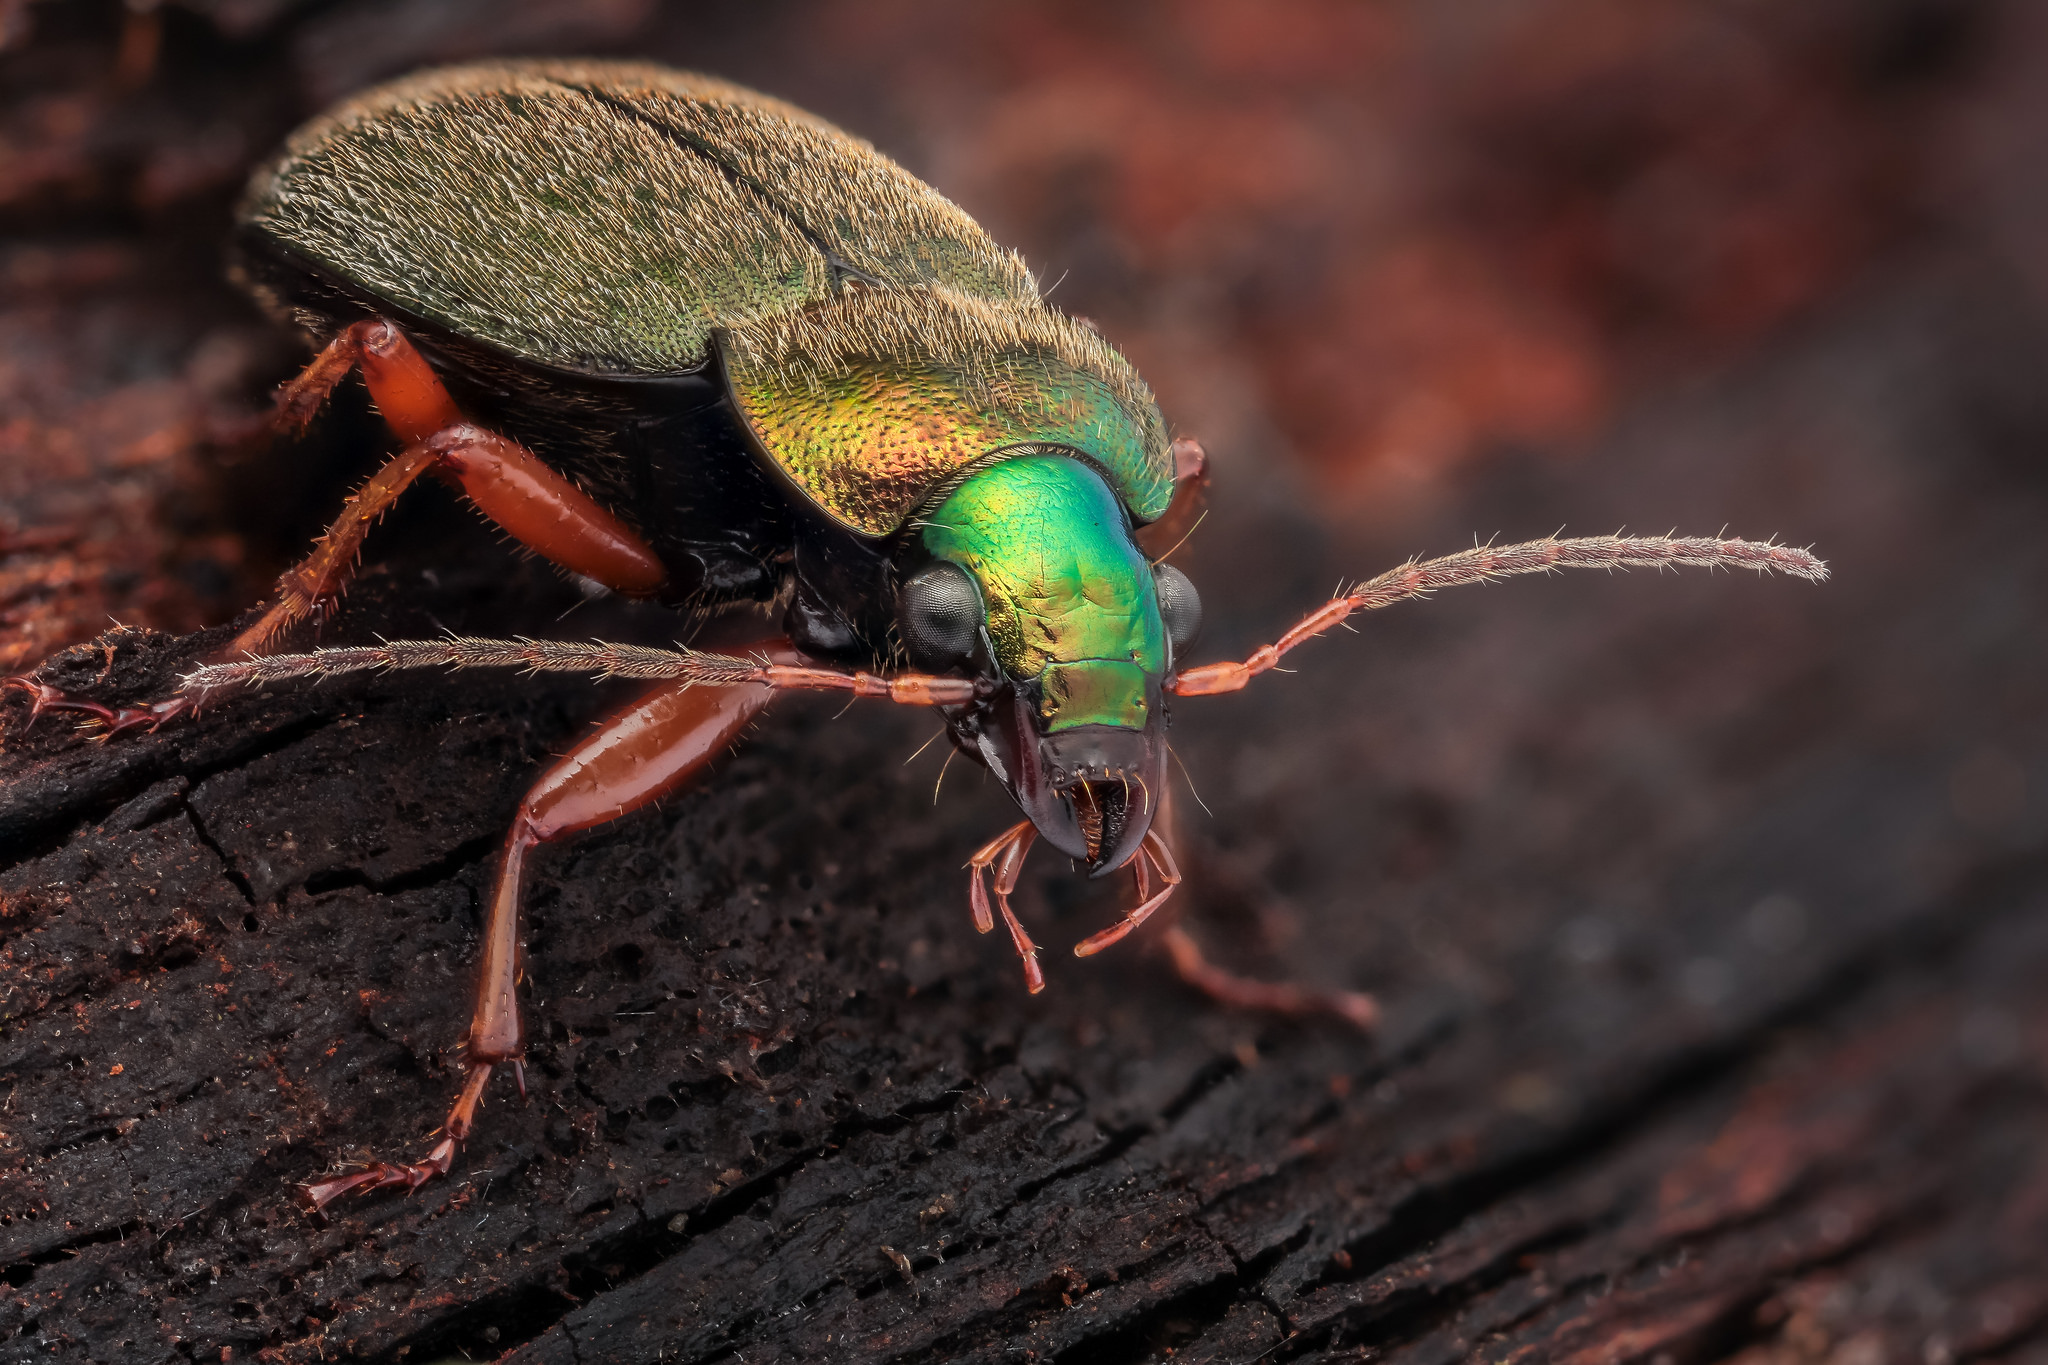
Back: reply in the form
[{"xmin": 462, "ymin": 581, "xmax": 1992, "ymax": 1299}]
[
  {"xmin": 179, "ymin": 635, "xmax": 979, "ymax": 707},
  {"xmin": 1173, "ymin": 533, "xmax": 1826, "ymax": 697}
]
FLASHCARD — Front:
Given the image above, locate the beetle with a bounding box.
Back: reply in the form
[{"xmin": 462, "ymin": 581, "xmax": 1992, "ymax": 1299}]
[{"xmin": 4, "ymin": 60, "xmax": 1825, "ymax": 1208}]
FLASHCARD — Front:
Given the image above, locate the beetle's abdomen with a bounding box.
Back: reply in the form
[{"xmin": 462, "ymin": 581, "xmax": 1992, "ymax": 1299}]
[{"xmin": 238, "ymin": 61, "xmax": 1035, "ymax": 377}]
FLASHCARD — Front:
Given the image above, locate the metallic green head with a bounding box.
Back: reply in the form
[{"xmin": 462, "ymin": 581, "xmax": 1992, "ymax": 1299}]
[
  {"xmin": 924, "ymin": 454, "xmax": 1164, "ymax": 729},
  {"xmin": 899, "ymin": 452, "xmax": 1201, "ymax": 874}
]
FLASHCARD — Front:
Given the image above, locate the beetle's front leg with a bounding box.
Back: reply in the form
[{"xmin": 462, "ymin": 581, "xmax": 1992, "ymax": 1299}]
[
  {"xmin": 1157, "ymin": 924, "xmax": 1380, "ymax": 1030},
  {"xmin": 302, "ymin": 646, "xmax": 788, "ymax": 1211}
]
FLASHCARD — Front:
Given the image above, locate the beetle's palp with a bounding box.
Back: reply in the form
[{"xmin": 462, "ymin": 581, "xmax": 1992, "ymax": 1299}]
[
  {"xmin": 968, "ymin": 821, "xmax": 1043, "ymax": 992},
  {"xmin": 1073, "ymin": 829, "xmax": 1183, "ymax": 958},
  {"xmin": 1172, "ymin": 533, "xmax": 1827, "ymax": 697}
]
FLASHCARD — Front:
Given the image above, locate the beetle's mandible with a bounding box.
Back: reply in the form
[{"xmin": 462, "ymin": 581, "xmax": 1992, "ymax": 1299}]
[{"xmin": 4, "ymin": 60, "xmax": 1828, "ymax": 1209}]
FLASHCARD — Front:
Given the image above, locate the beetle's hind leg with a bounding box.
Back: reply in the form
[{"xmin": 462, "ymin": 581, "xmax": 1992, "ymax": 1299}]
[
  {"xmin": 3, "ymin": 318, "xmax": 674, "ymax": 736},
  {"xmin": 270, "ymin": 321, "xmax": 381, "ymax": 434}
]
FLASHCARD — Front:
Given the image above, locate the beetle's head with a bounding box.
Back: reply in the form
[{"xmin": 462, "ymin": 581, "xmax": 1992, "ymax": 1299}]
[{"xmin": 898, "ymin": 452, "xmax": 1201, "ymax": 876}]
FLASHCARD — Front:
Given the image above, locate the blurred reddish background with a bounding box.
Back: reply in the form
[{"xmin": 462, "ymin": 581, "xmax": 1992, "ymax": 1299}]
[
  {"xmin": 0, "ymin": 0, "xmax": 2027, "ymax": 673},
  {"xmin": 8, "ymin": 6, "xmax": 2048, "ymax": 1358}
]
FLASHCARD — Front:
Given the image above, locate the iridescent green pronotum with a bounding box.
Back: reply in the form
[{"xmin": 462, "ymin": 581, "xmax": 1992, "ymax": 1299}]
[{"xmin": 10, "ymin": 59, "xmax": 1827, "ymax": 1207}]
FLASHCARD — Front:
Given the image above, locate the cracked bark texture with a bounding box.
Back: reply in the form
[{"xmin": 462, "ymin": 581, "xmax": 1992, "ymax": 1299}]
[{"xmin": 5, "ymin": 3, "xmax": 2048, "ymax": 1363}]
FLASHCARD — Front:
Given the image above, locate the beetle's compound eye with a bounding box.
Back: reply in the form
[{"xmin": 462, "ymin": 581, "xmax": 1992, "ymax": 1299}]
[
  {"xmin": 1155, "ymin": 564, "xmax": 1203, "ymax": 651},
  {"xmin": 899, "ymin": 562, "xmax": 983, "ymax": 668}
]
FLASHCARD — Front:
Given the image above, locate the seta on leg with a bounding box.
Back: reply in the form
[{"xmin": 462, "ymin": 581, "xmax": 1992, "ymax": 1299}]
[{"xmin": 302, "ymin": 647, "xmax": 788, "ymax": 1210}]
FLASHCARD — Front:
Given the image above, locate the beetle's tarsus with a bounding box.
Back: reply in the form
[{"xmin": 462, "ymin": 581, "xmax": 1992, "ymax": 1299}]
[
  {"xmin": 300, "ymin": 1136, "xmax": 461, "ymax": 1212},
  {"xmin": 299, "ymin": 1062, "xmax": 498, "ymax": 1212},
  {"xmin": 3, "ymin": 676, "xmax": 196, "ymax": 737}
]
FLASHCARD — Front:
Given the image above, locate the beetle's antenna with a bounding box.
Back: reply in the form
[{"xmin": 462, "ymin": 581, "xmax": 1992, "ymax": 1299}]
[
  {"xmin": 1171, "ymin": 533, "xmax": 1828, "ymax": 698},
  {"xmin": 179, "ymin": 634, "xmax": 984, "ymax": 707}
]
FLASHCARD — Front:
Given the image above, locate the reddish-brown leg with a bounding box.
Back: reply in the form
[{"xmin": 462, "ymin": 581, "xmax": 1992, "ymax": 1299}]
[
  {"xmin": 302, "ymin": 643, "xmax": 789, "ymax": 1210},
  {"xmin": 232, "ymin": 319, "xmax": 664, "ymax": 655},
  {"xmin": 3, "ymin": 318, "xmax": 667, "ymax": 730},
  {"xmin": 1158, "ymin": 925, "xmax": 1380, "ymax": 1030},
  {"xmin": 967, "ymin": 821, "xmax": 1044, "ymax": 993},
  {"xmin": 270, "ymin": 323, "xmax": 392, "ymax": 435},
  {"xmin": 229, "ymin": 442, "xmax": 444, "ymax": 656},
  {"xmin": 1136, "ymin": 788, "xmax": 1379, "ymax": 1029}
]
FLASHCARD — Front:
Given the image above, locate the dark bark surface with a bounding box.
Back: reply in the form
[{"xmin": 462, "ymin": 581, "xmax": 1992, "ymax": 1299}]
[{"xmin": 5, "ymin": 4, "xmax": 2048, "ymax": 1364}]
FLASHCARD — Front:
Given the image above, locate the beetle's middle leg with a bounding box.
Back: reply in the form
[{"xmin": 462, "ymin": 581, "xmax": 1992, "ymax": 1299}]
[
  {"xmin": 1157, "ymin": 924, "xmax": 1380, "ymax": 1029},
  {"xmin": 302, "ymin": 646, "xmax": 788, "ymax": 1210},
  {"xmin": 1117, "ymin": 788, "xmax": 1379, "ymax": 1029}
]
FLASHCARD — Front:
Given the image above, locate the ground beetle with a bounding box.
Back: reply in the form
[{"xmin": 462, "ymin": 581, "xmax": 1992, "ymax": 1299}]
[{"xmin": 5, "ymin": 61, "xmax": 1825, "ymax": 1207}]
